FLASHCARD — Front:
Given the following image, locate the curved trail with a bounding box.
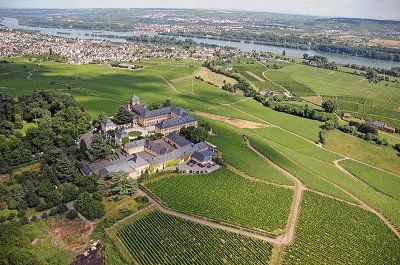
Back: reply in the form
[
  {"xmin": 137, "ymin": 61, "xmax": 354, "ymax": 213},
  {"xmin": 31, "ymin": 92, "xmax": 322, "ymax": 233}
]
[
  {"xmin": 242, "ymin": 136, "xmax": 305, "ymax": 245},
  {"xmin": 137, "ymin": 186, "xmax": 282, "ymax": 245},
  {"xmin": 137, "ymin": 135, "xmax": 306, "ymax": 246},
  {"xmin": 333, "ymin": 159, "xmax": 400, "ymax": 238}
]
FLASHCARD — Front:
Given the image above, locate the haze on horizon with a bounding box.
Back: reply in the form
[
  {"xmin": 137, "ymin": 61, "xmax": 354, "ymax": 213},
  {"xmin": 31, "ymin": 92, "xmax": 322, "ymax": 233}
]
[{"xmin": 1, "ymin": 0, "xmax": 400, "ymax": 21}]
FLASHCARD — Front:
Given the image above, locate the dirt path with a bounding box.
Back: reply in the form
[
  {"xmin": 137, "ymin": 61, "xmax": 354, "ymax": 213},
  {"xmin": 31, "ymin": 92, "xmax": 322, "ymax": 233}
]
[
  {"xmin": 242, "ymin": 136, "xmax": 305, "ymax": 245},
  {"xmin": 333, "ymin": 159, "xmax": 400, "ymax": 238},
  {"xmin": 137, "ymin": 186, "xmax": 282, "ymax": 245},
  {"xmin": 226, "ymin": 164, "xmax": 295, "ymax": 189},
  {"xmin": 195, "ymin": 111, "xmax": 270, "ymax": 129}
]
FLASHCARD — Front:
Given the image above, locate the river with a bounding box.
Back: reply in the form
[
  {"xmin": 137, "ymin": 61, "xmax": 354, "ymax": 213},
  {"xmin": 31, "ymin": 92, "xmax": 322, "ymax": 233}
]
[{"xmin": 1, "ymin": 17, "xmax": 399, "ymax": 69}]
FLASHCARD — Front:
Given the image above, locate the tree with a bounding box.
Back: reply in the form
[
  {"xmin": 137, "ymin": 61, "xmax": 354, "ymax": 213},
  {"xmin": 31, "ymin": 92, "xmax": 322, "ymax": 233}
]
[
  {"xmin": 60, "ymin": 183, "xmax": 79, "ymax": 203},
  {"xmin": 75, "ymin": 192, "xmax": 105, "ymax": 220},
  {"xmin": 66, "ymin": 209, "xmax": 78, "ymax": 220},
  {"xmin": 87, "ymin": 134, "xmax": 111, "ymax": 161},
  {"xmin": 180, "ymin": 126, "xmax": 208, "ymax": 143},
  {"xmin": 324, "ymin": 119, "xmax": 338, "ymax": 130},
  {"xmin": 162, "ymin": 99, "xmax": 172, "ymax": 107},
  {"xmin": 282, "ymin": 50, "xmax": 286, "ymax": 56},
  {"xmin": 322, "ymin": 100, "xmax": 337, "ymax": 113},
  {"xmin": 394, "ymin": 143, "xmax": 400, "ymax": 152},
  {"xmin": 100, "ymin": 172, "xmax": 138, "ymax": 201},
  {"xmin": 113, "ymin": 107, "xmax": 132, "ymax": 124},
  {"xmin": 303, "ymin": 53, "xmax": 309, "ymax": 59},
  {"xmin": 319, "ymin": 130, "xmax": 326, "ymax": 144}
]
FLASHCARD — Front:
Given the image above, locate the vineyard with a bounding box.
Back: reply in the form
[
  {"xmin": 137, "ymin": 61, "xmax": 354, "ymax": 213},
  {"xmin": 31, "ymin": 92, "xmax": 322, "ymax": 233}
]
[
  {"xmin": 339, "ymin": 160, "xmax": 400, "ymax": 200},
  {"xmin": 204, "ymin": 118, "xmax": 292, "ymax": 185},
  {"xmin": 246, "ymin": 136, "xmax": 356, "ymax": 202},
  {"xmin": 283, "ymin": 192, "xmax": 400, "ymax": 265},
  {"xmin": 262, "ymin": 71, "xmax": 317, "ymax": 97},
  {"xmin": 324, "ymin": 95, "xmax": 400, "ymax": 128},
  {"xmin": 117, "ymin": 210, "xmax": 273, "ymax": 264},
  {"xmin": 145, "ymin": 168, "xmax": 293, "ymax": 233}
]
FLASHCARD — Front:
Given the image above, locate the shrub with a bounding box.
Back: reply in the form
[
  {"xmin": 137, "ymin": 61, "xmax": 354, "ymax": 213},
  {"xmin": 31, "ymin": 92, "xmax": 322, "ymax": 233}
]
[
  {"xmin": 48, "ymin": 208, "xmax": 58, "ymax": 216},
  {"xmin": 57, "ymin": 203, "xmax": 69, "ymax": 214},
  {"xmin": 41, "ymin": 212, "xmax": 48, "ymax": 219},
  {"xmin": 31, "ymin": 216, "xmax": 38, "ymax": 222},
  {"xmin": 75, "ymin": 192, "xmax": 105, "ymax": 220},
  {"xmin": 66, "ymin": 210, "xmax": 78, "ymax": 220},
  {"xmin": 8, "ymin": 199, "xmax": 18, "ymax": 210},
  {"xmin": 7, "ymin": 212, "xmax": 16, "ymax": 220},
  {"xmin": 19, "ymin": 217, "xmax": 29, "ymax": 225},
  {"xmin": 0, "ymin": 216, "xmax": 6, "ymax": 223}
]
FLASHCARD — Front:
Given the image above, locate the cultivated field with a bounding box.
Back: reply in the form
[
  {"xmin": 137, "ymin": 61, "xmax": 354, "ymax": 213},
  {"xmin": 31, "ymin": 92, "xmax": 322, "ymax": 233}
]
[
  {"xmin": 283, "ymin": 192, "xmax": 400, "ymax": 265},
  {"xmin": 145, "ymin": 168, "xmax": 293, "ymax": 234},
  {"xmin": 117, "ymin": 210, "xmax": 273, "ymax": 264}
]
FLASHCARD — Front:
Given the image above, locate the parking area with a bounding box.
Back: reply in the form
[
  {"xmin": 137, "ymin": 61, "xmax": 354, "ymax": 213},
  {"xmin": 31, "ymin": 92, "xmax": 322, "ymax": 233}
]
[{"xmin": 178, "ymin": 161, "xmax": 220, "ymax": 174}]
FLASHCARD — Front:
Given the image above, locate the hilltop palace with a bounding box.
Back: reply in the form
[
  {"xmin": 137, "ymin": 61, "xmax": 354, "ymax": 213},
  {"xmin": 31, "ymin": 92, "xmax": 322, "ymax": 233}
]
[{"xmin": 82, "ymin": 94, "xmax": 219, "ymax": 178}]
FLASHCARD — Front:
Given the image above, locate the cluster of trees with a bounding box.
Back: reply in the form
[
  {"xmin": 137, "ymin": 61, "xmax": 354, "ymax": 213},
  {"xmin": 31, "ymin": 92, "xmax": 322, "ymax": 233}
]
[
  {"xmin": 322, "ymin": 100, "xmax": 337, "ymax": 113},
  {"xmin": 0, "ymin": 91, "xmax": 106, "ymax": 225},
  {"xmin": 271, "ymin": 103, "xmax": 335, "ymax": 122},
  {"xmin": 203, "ymin": 59, "xmax": 257, "ymax": 97},
  {"xmin": 0, "ymin": 91, "xmax": 91, "ymax": 174},
  {"xmin": 338, "ymin": 121, "xmax": 389, "ymax": 146},
  {"xmin": 147, "ymin": 99, "xmax": 172, "ymax": 110},
  {"xmin": 180, "ymin": 123, "xmax": 210, "ymax": 143},
  {"xmin": 302, "ymin": 54, "xmax": 338, "ymax": 70}
]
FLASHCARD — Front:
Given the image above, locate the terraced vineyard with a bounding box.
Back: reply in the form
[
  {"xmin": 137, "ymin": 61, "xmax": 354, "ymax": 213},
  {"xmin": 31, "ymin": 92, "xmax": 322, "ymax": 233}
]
[
  {"xmin": 145, "ymin": 168, "xmax": 293, "ymax": 233},
  {"xmin": 283, "ymin": 192, "xmax": 400, "ymax": 265},
  {"xmin": 117, "ymin": 210, "xmax": 273, "ymax": 264}
]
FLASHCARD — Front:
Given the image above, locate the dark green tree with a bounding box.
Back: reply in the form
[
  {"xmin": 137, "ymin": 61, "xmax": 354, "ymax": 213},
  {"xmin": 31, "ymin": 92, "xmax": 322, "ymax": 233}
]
[
  {"xmin": 87, "ymin": 135, "xmax": 111, "ymax": 161},
  {"xmin": 322, "ymin": 100, "xmax": 337, "ymax": 113}
]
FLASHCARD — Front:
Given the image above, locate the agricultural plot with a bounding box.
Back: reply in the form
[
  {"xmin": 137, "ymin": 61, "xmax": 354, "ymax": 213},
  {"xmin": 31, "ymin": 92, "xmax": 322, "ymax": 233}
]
[
  {"xmin": 233, "ymin": 99, "xmax": 322, "ymax": 141},
  {"xmin": 339, "ymin": 160, "xmax": 400, "ymax": 200},
  {"xmin": 246, "ymin": 136, "xmax": 357, "ymax": 202},
  {"xmin": 283, "ymin": 192, "xmax": 400, "ymax": 265},
  {"xmin": 193, "ymin": 67, "xmax": 237, "ymax": 87},
  {"xmin": 202, "ymin": 117, "xmax": 292, "ymax": 185},
  {"xmin": 278, "ymin": 145, "xmax": 400, "ymax": 229},
  {"xmin": 325, "ymin": 130, "xmax": 400, "ymax": 176},
  {"xmin": 145, "ymin": 168, "xmax": 293, "ymax": 233},
  {"xmin": 117, "ymin": 210, "xmax": 273, "ymax": 265},
  {"xmin": 262, "ymin": 71, "xmax": 317, "ymax": 97}
]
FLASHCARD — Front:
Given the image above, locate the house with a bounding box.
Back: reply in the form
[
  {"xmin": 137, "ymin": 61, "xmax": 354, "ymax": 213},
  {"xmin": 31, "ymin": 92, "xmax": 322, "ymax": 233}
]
[
  {"xmin": 98, "ymin": 155, "xmax": 150, "ymax": 178},
  {"xmin": 101, "ymin": 118, "xmax": 116, "ymax": 133},
  {"xmin": 365, "ymin": 118, "xmax": 385, "ymax": 130},
  {"xmin": 123, "ymin": 139, "xmax": 167, "ymax": 156},
  {"xmin": 115, "ymin": 128, "xmax": 129, "ymax": 145},
  {"xmin": 260, "ymin": 89, "xmax": 276, "ymax": 96},
  {"xmin": 155, "ymin": 115, "xmax": 197, "ymax": 135},
  {"xmin": 191, "ymin": 150, "xmax": 214, "ymax": 165},
  {"xmin": 342, "ymin": 113, "xmax": 352, "ymax": 119},
  {"xmin": 164, "ymin": 132, "xmax": 192, "ymax": 148},
  {"xmin": 383, "ymin": 125, "xmax": 396, "ymax": 133}
]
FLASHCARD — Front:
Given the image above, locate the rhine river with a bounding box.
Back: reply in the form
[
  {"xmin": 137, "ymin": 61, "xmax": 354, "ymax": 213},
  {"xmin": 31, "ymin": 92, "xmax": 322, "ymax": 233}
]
[{"xmin": 1, "ymin": 17, "xmax": 399, "ymax": 69}]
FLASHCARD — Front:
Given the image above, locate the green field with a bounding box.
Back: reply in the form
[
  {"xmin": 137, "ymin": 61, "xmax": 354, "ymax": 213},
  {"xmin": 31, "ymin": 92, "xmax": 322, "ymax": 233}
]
[
  {"xmin": 117, "ymin": 210, "xmax": 273, "ymax": 264},
  {"xmin": 339, "ymin": 160, "xmax": 400, "ymax": 200},
  {"xmin": 283, "ymin": 192, "xmax": 400, "ymax": 265},
  {"xmin": 264, "ymin": 63, "xmax": 400, "ymax": 128},
  {"xmin": 145, "ymin": 168, "xmax": 293, "ymax": 233}
]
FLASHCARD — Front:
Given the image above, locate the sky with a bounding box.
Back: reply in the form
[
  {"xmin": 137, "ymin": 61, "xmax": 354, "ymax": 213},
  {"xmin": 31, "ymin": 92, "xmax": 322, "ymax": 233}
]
[{"xmin": 1, "ymin": 0, "xmax": 399, "ymax": 20}]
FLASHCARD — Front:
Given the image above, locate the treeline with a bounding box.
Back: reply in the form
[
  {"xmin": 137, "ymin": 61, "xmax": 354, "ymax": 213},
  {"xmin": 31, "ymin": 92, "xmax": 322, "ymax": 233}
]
[
  {"xmin": 203, "ymin": 59, "xmax": 257, "ymax": 97},
  {"xmin": 164, "ymin": 30, "xmax": 400, "ymax": 62},
  {"xmin": 338, "ymin": 121, "xmax": 389, "ymax": 146},
  {"xmin": 344, "ymin": 63, "xmax": 400, "ymax": 78}
]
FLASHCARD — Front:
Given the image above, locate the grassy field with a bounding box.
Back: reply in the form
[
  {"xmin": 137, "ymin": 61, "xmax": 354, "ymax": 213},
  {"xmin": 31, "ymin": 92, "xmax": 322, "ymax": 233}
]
[
  {"xmin": 283, "ymin": 192, "xmax": 400, "ymax": 265},
  {"xmin": 117, "ymin": 210, "xmax": 273, "ymax": 264},
  {"xmin": 324, "ymin": 130, "xmax": 400, "ymax": 175},
  {"xmin": 145, "ymin": 168, "xmax": 293, "ymax": 234},
  {"xmin": 193, "ymin": 67, "xmax": 237, "ymax": 87}
]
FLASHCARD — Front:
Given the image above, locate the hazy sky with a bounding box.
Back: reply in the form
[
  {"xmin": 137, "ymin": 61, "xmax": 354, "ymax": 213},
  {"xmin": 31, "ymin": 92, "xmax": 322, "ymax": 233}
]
[{"xmin": 1, "ymin": 0, "xmax": 399, "ymax": 20}]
